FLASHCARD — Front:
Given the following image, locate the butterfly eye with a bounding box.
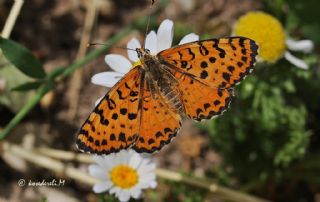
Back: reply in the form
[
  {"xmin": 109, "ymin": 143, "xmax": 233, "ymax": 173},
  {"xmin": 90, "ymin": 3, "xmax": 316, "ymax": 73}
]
[{"xmin": 136, "ymin": 48, "xmax": 143, "ymax": 58}]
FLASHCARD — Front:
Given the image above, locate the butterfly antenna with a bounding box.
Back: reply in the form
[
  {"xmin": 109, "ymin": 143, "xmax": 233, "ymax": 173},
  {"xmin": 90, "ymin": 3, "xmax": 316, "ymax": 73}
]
[
  {"xmin": 88, "ymin": 42, "xmax": 137, "ymax": 52},
  {"xmin": 143, "ymin": 0, "xmax": 155, "ymax": 50}
]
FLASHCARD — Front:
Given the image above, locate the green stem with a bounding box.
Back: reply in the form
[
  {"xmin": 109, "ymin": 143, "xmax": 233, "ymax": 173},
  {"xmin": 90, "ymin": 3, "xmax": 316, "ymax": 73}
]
[
  {"xmin": 0, "ymin": 27, "xmax": 132, "ymax": 139},
  {"xmin": 60, "ymin": 27, "xmax": 132, "ymax": 79},
  {"xmin": 0, "ymin": 84, "xmax": 51, "ymax": 139}
]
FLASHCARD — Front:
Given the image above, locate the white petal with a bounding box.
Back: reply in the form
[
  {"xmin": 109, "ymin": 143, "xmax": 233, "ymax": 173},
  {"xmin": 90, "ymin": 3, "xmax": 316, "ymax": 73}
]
[
  {"xmin": 140, "ymin": 173, "xmax": 156, "ymax": 182},
  {"xmin": 127, "ymin": 38, "xmax": 141, "ymax": 62},
  {"xmin": 137, "ymin": 160, "xmax": 156, "ymax": 175},
  {"xmin": 109, "ymin": 186, "xmax": 121, "ymax": 195},
  {"xmin": 138, "ymin": 179, "xmax": 157, "ymax": 189},
  {"xmin": 157, "ymin": 19, "xmax": 174, "ymax": 52},
  {"xmin": 286, "ymin": 39, "xmax": 314, "ymax": 53},
  {"xmin": 88, "ymin": 165, "xmax": 106, "ymax": 179},
  {"xmin": 105, "ymin": 54, "xmax": 132, "ymax": 74},
  {"xmin": 91, "ymin": 72, "xmax": 124, "ymax": 87},
  {"xmin": 95, "ymin": 96, "xmax": 103, "ymax": 107},
  {"xmin": 118, "ymin": 190, "xmax": 131, "ymax": 202},
  {"xmin": 179, "ymin": 33, "xmax": 199, "ymax": 45},
  {"xmin": 117, "ymin": 150, "xmax": 130, "ymax": 165},
  {"xmin": 284, "ymin": 51, "xmax": 308, "ymax": 69},
  {"xmin": 93, "ymin": 181, "xmax": 112, "ymax": 193},
  {"xmin": 92, "ymin": 155, "xmax": 114, "ymax": 171},
  {"xmin": 129, "ymin": 153, "xmax": 142, "ymax": 169},
  {"xmin": 149, "ymin": 180, "xmax": 157, "ymax": 188},
  {"xmin": 129, "ymin": 186, "xmax": 142, "ymax": 199},
  {"xmin": 145, "ymin": 31, "xmax": 158, "ymax": 54},
  {"xmin": 92, "ymin": 155, "xmax": 105, "ymax": 166}
]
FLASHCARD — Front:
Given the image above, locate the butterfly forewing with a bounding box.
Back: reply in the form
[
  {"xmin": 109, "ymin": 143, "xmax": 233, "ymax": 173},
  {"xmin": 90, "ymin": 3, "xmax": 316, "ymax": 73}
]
[
  {"xmin": 158, "ymin": 37, "xmax": 258, "ymax": 89},
  {"xmin": 76, "ymin": 67, "xmax": 142, "ymax": 154}
]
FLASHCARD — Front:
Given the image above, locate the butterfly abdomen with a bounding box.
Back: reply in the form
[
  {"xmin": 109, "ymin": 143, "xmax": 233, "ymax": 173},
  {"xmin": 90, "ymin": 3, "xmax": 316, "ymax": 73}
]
[{"xmin": 159, "ymin": 83, "xmax": 184, "ymax": 114}]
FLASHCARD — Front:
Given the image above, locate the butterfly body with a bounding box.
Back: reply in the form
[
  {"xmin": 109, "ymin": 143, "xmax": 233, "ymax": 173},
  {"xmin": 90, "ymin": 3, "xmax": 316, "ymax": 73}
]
[
  {"xmin": 76, "ymin": 37, "xmax": 258, "ymax": 154},
  {"xmin": 139, "ymin": 48, "xmax": 185, "ymax": 115}
]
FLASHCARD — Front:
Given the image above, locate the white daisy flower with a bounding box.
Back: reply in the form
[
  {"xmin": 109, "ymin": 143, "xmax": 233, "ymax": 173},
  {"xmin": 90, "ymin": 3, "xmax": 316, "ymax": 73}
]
[
  {"xmin": 88, "ymin": 150, "xmax": 157, "ymax": 202},
  {"xmin": 91, "ymin": 19, "xmax": 199, "ymax": 92}
]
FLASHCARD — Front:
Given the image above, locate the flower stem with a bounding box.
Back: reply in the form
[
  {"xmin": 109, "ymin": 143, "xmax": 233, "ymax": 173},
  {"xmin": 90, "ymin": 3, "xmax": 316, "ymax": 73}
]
[
  {"xmin": 0, "ymin": 26, "xmax": 132, "ymax": 140},
  {"xmin": 1, "ymin": 0, "xmax": 24, "ymax": 38},
  {"xmin": 0, "ymin": 84, "xmax": 51, "ymax": 139}
]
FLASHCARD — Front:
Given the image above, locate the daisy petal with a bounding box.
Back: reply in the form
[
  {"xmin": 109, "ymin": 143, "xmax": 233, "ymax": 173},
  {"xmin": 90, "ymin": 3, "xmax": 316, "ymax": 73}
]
[
  {"xmin": 149, "ymin": 180, "xmax": 157, "ymax": 188},
  {"xmin": 140, "ymin": 173, "xmax": 156, "ymax": 182},
  {"xmin": 129, "ymin": 186, "xmax": 142, "ymax": 199},
  {"xmin": 138, "ymin": 160, "xmax": 156, "ymax": 174},
  {"xmin": 127, "ymin": 38, "xmax": 141, "ymax": 62},
  {"xmin": 91, "ymin": 72, "xmax": 124, "ymax": 87},
  {"xmin": 88, "ymin": 165, "xmax": 106, "ymax": 179},
  {"xmin": 119, "ymin": 190, "xmax": 131, "ymax": 202},
  {"xmin": 139, "ymin": 179, "xmax": 157, "ymax": 189},
  {"xmin": 95, "ymin": 96, "xmax": 103, "ymax": 107},
  {"xmin": 145, "ymin": 31, "xmax": 158, "ymax": 54},
  {"xmin": 92, "ymin": 155, "xmax": 105, "ymax": 166},
  {"xmin": 117, "ymin": 150, "xmax": 129, "ymax": 164},
  {"xmin": 93, "ymin": 181, "xmax": 112, "ymax": 193},
  {"xmin": 129, "ymin": 152, "xmax": 142, "ymax": 169},
  {"xmin": 110, "ymin": 186, "xmax": 121, "ymax": 195},
  {"xmin": 157, "ymin": 19, "xmax": 174, "ymax": 52},
  {"xmin": 92, "ymin": 155, "xmax": 114, "ymax": 170},
  {"xmin": 105, "ymin": 54, "xmax": 132, "ymax": 74},
  {"xmin": 286, "ymin": 39, "xmax": 314, "ymax": 53},
  {"xmin": 179, "ymin": 33, "xmax": 199, "ymax": 45},
  {"xmin": 284, "ymin": 51, "xmax": 308, "ymax": 69}
]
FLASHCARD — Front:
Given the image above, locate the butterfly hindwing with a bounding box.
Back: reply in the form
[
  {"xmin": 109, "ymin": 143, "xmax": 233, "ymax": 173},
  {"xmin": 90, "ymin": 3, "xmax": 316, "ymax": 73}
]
[
  {"xmin": 158, "ymin": 37, "xmax": 258, "ymax": 88},
  {"xmin": 76, "ymin": 67, "xmax": 142, "ymax": 154},
  {"xmin": 174, "ymin": 71, "xmax": 233, "ymax": 121},
  {"xmin": 133, "ymin": 77, "xmax": 182, "ymax": 153}
]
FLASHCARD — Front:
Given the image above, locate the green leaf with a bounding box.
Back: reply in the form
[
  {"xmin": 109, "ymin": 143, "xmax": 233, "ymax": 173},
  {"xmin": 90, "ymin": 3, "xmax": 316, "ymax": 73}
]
[
  {"xmin": 0, "ymin": 37, "xmax": 46, "ymax": 78},
  {"xmin": 0, "ymin": 55, "xmax": 35, "ymax": 112},
  {"xmin": 11, "ymin": 81, "xmax": 42, "ymax": 92}
]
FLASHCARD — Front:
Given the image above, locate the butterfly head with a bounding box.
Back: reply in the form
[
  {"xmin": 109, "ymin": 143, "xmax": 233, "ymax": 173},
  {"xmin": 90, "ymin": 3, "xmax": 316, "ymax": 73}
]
[{"xmin": 136, "ymin": 48, "xmax": 151, "ymax": 59}]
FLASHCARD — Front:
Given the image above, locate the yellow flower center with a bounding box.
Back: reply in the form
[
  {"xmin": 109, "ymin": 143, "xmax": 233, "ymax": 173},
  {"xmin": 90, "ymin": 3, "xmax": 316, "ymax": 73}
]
[
  {"xmin": 110, "ymin": 165, "xmax": 138, "ymax": 189},
  {"xmin": 132, "ymin": 60, "xmax": 142, "ymax": 68},
  {"xmin": 233, "ymin": 11, "xmax": 286, "ymax": 63}
]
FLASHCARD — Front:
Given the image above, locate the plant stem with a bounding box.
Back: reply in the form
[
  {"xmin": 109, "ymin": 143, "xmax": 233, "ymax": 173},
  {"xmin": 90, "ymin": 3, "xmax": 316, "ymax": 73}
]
[
  {"xmin": 60, "ymin": 27, "xmax": 131, "ymax": 80},
  {"xmin": 1, "ymin": 0, "xmax": 24, "ymax": 38},
  {"xmin": 0, "ymin": 27, "xmax": 132, "ymax": 139},
  {"xmin": 0, "ymin": 84, "xmax": 51, "ymax": 139}
]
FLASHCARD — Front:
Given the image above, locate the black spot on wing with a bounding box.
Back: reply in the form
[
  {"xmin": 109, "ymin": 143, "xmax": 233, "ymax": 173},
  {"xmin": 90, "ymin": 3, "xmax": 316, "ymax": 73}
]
[
  {"xmin": 120, "ymin": 108, "xmax": 127, "ymax": 115},
  {"xmin": 128, "ymin": 113, "xmax": 137, "ymax": 120},
  {"xmin": 200, "ymin": 70, "xmax": 208, "ymax": 79}
]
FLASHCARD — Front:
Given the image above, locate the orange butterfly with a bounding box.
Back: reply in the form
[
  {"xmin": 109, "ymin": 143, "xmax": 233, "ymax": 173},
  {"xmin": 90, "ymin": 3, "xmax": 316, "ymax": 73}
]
[{"xmin": 76, "ymin": 37, "xmax": 258, "ymax": 154}]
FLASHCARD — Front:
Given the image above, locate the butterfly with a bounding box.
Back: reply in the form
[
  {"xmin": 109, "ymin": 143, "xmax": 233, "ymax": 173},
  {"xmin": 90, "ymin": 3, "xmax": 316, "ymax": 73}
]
[{"xmin": 76, "ymin": 37, "xmax": 258, "ymax": 154}]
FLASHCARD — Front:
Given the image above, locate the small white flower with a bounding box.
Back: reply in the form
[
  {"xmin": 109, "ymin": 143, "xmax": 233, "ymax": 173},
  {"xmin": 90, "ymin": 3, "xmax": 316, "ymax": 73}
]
[
  {"xmin": 89, "ymin": 150, "xmax": 157, "ymax": 202},
  {"xmin": 91, "ymin": 19, "xmax": 199, "ymax": 91},
  {"xmin": 284, "ymin": 39, "xmax": 314, "ymax": 69}
]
